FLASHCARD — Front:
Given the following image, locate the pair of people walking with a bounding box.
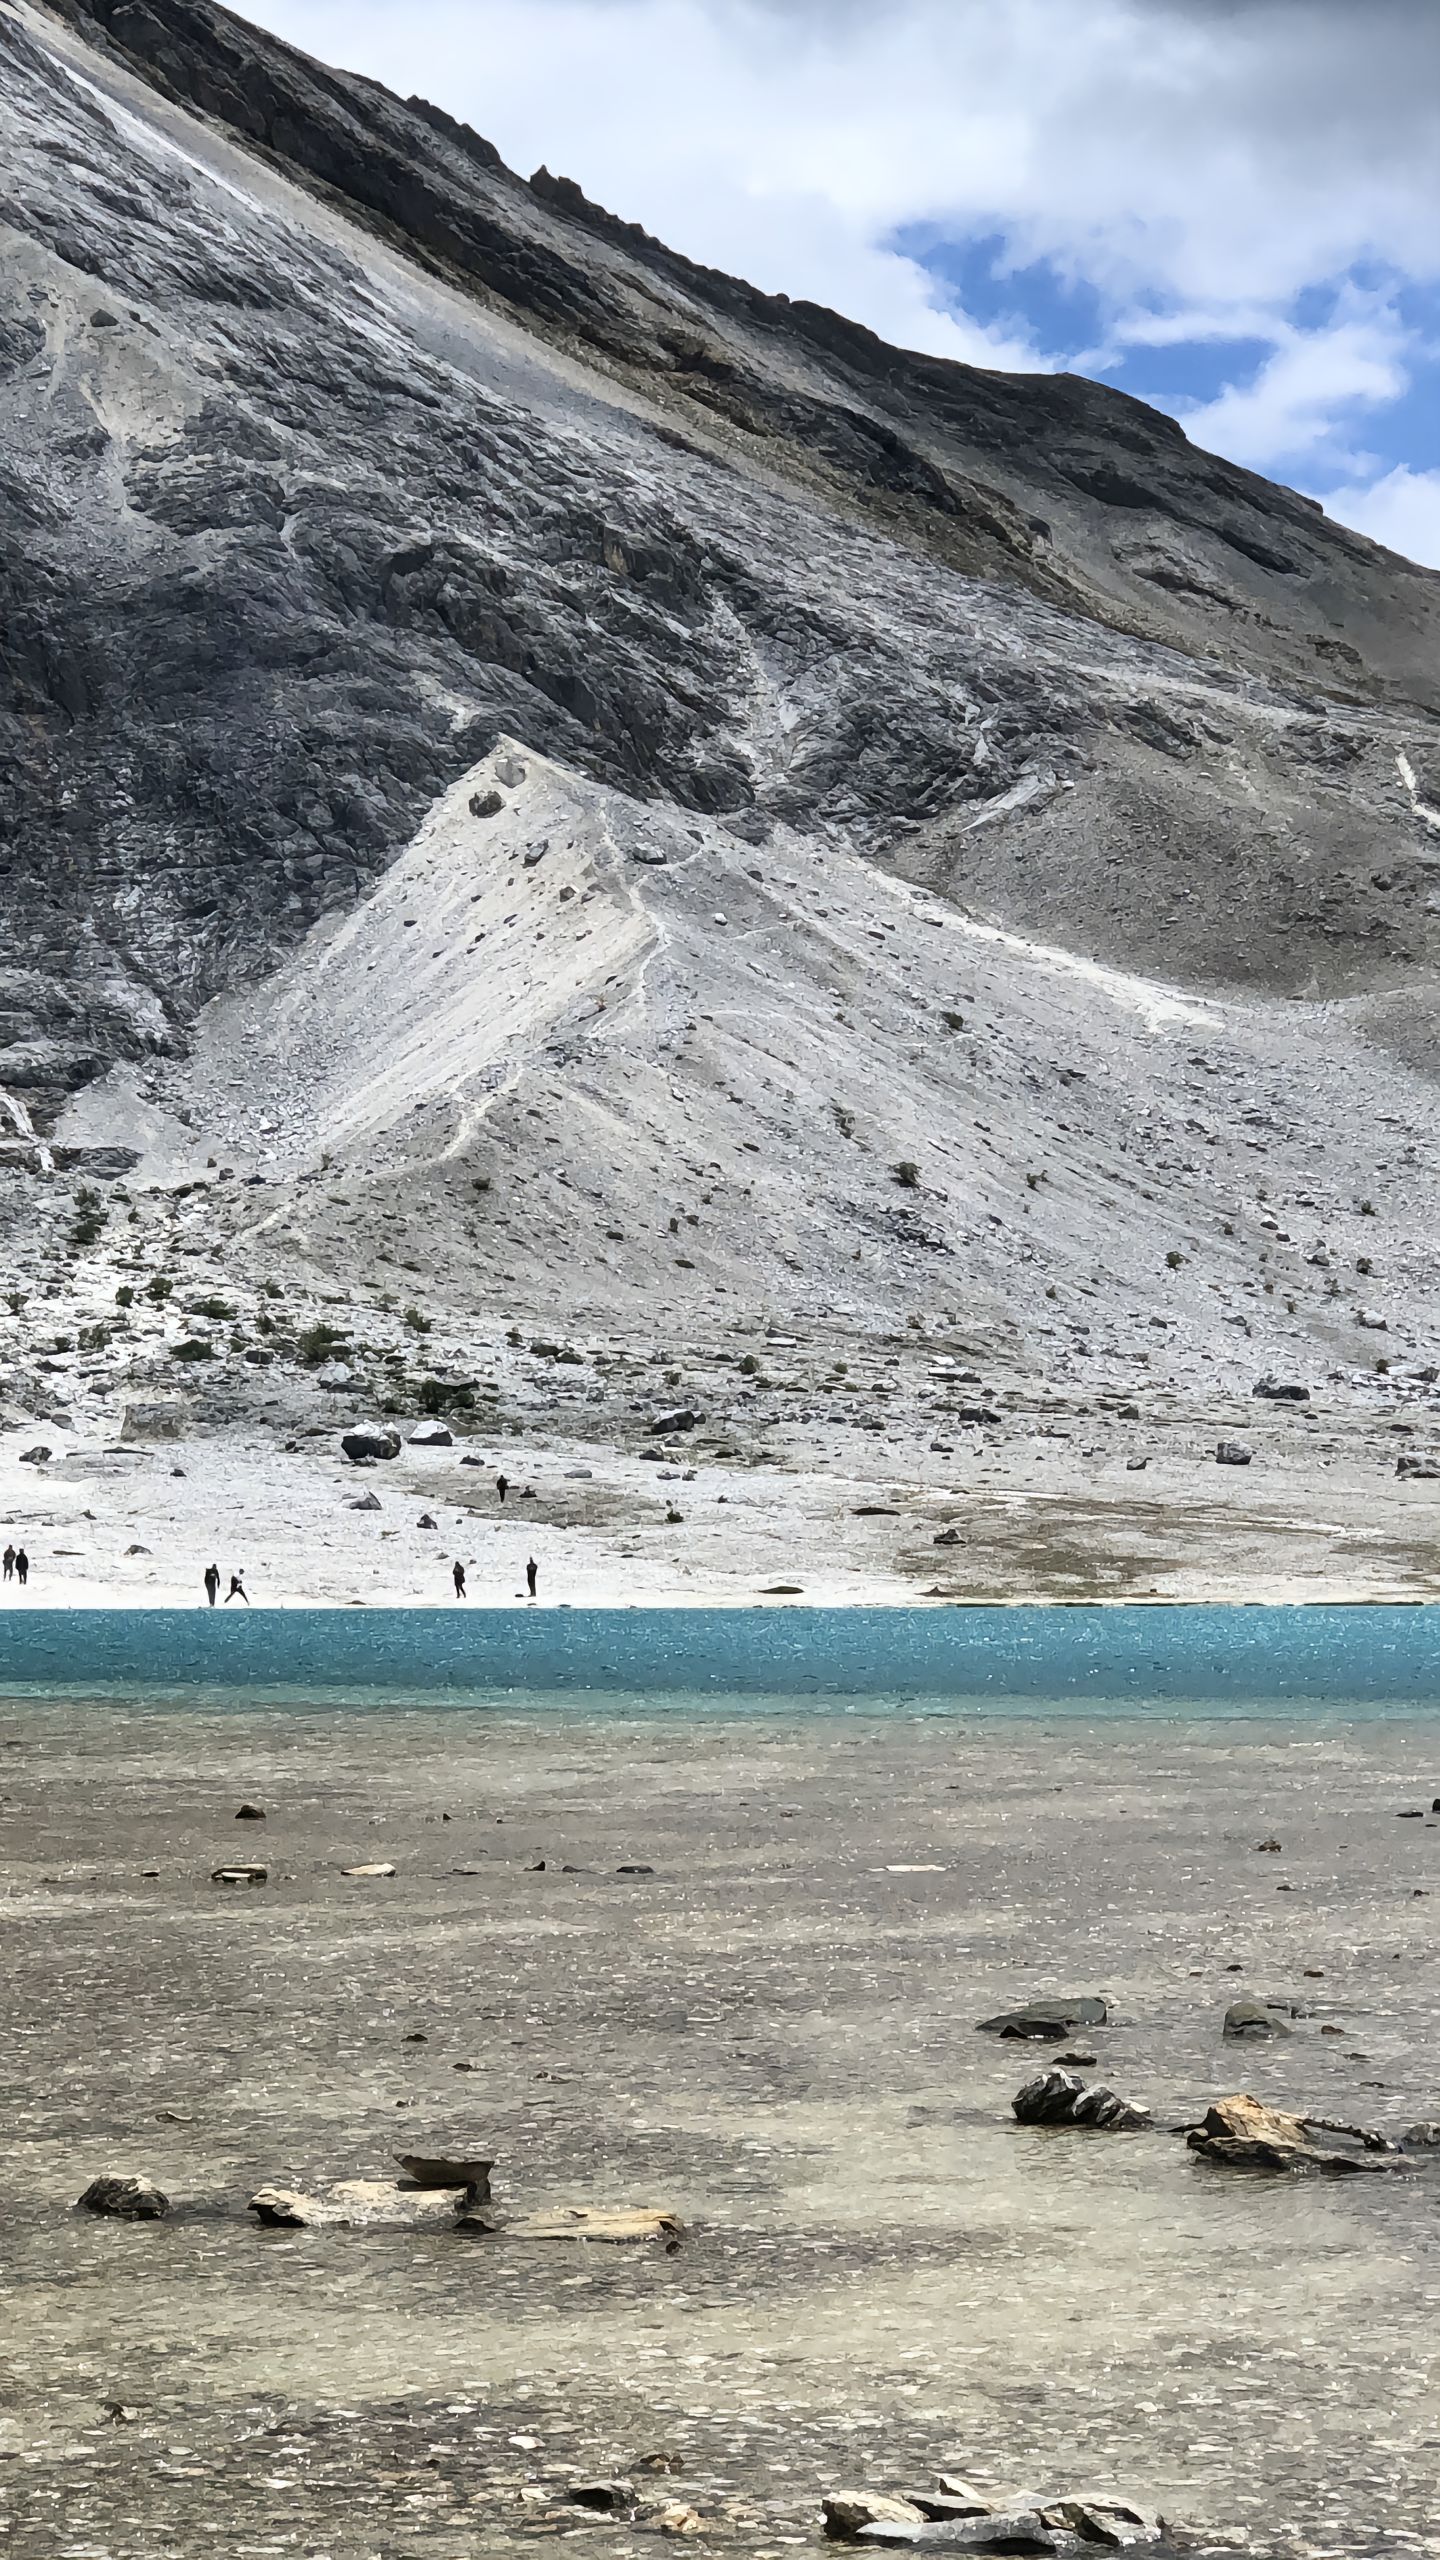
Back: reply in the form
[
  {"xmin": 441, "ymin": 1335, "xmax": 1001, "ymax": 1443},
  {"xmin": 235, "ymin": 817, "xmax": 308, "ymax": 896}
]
[
  {"xmin": 452, "ymin": 1557, "xmax": 538, "ymax": 1599},
  {"xmin": 2, "ymin": 1543, "xmax": 29, "ymax": 1587},
  {"xmin": 203, "ymin": 1564, "xmax": 248, "ymax": 1606}
]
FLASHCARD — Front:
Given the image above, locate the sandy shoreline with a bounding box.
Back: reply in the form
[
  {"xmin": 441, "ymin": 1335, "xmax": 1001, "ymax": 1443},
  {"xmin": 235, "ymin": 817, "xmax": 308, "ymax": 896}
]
[{"xmin": 5, "ymin": 1395, "xmax": 1440, "ymax": 1617}]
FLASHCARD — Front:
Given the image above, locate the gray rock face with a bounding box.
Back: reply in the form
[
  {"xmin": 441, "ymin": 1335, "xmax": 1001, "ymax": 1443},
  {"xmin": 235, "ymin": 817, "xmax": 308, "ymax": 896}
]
[{"xmin": 2, "ymin": 0, "xmax": 1440, "ymax": 1135}]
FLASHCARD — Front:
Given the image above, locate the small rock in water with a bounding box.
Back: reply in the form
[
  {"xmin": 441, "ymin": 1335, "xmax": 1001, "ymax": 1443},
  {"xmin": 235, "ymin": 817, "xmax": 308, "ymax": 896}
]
[
  {"xmin": 78, "ymin": 2174, "xmax": 170, "ymax": 2220},
  {"xmin": 1012, "ymin": 2068, "xmax": 1151, "ymax": 2131},
  {"xmin": 1187, "ymin": 2094, "xmax": 1394, "ymax": 2174},
  {"xmin": 235, "ymin": 1803, "xmax": 265, "ymax": 1820},
  {"xmin": 1223, "ymin": 1999, "xmax": 1290, "ymax": 2038},
  {"xmin": 397, "ymin": 2153, "xmax": 494, "ymax": 2195},
  {"xmin": 506, "ymin": 2205, "xmax": 684, "ymax": 2244},
  {"xmin": 1045, "ymin": 2497, "xmax": 1166, "ymax": 2548},
  {"xmin": 408, "ymin": 1423, "xmax": 454, "ymax": 1447},
  {"xmin": 211, "ymin": 1863, "xmax": 267, "ymax": 1886},
  {"xmin": 824, "ymin": 2494, "xmax": 928, "ymax": 2540},
  {"xmin": 348, "ymin": 1492, "xmax": 382, "ymax": 1512},
  {"xmin": 916, "ymin": 2484, "xmax": 993, "ymax": 2520},
  {"xmin": 566, "ymin": 2481, "xmax": 636, "ymax": 2514},
  {"xmin": 1215, "ymin": 1440, "xmax": 1253, "ymax": 1466},
  {"xmin": 340, "ymin": 1861, "xmax": 396, "ymax": 1878},
  {"xmin": 249, "ymin": 2179, "xmax": 464, "ymax": 2230}
]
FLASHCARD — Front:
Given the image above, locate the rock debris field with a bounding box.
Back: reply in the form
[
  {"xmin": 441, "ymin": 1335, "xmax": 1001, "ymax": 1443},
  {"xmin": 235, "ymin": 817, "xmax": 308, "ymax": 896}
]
[
  {"xmin": 2, "ymin": 1702, "xmax": 1438, "ymax": 2558},
  {"xmin": 5, "ymin": 0, "xmax": 1440, "ymax": 1596}
]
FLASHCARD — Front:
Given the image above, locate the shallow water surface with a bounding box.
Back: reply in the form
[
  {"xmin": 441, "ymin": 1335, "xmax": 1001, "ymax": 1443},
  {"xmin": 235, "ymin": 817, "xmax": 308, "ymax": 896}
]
[
  {"xmin": 4, "ymin": 1600, "xmax": 1440, "ymax": 1703},
  {"xmin": 0, "ymin": 1696, "xmax": 1436, "ymax": 2558}
]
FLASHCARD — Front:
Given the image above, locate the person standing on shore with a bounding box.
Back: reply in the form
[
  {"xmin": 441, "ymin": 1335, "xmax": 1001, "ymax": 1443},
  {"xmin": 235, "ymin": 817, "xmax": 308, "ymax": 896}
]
[
  {"xmin": 496, "ymin": 1473, "xmax": 509, "ymax": 1504},
  {"xmin": 2, "ymin": 1544, "xmax": 13, "ymax": 1583},
  {"xmin": 204, "ymin": 1563, "xmax": 220, "ymax": 1608},
  {"xmin": 452, "ymin": 1560, "xmax": 467, "ymax": 1599},
  {"xmin": 14, "ymin": 1548, "xmax": 28, "ymax": 1587},
  {"xmin": 224, "ymin": 1571, "xmax": 249, "ymax": 1604},
  {"xmin": 526, "ymin": 1556, "xmax": 538, "ymax": 1599}
]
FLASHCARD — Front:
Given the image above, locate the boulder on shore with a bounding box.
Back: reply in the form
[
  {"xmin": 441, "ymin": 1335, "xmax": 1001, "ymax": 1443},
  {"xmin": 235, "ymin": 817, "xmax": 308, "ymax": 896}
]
[{"xmin": 342, "ymin": 1426, "xmax": 400, "ymax": 1464}]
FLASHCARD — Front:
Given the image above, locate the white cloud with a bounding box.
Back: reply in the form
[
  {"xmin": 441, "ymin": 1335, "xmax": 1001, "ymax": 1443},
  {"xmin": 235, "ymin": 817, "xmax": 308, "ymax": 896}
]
[
  {"xmin": 1177, "ymin": 300, "xmax": 1413, "ymax": 473},
  {"xmin": 1323, "ymin": 466, "xmax": 1440, "ymax": 572},
  {"xmin": 246, "ymin": 0, "xmax": 1440, "ymax": 510}
]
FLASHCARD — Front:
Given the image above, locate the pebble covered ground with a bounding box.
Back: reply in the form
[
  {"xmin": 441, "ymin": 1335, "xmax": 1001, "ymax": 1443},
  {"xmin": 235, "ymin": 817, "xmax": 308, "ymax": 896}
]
[{"xmin": 1, "ymin": 1698, "xmax": 1436, "ymax": 2557}]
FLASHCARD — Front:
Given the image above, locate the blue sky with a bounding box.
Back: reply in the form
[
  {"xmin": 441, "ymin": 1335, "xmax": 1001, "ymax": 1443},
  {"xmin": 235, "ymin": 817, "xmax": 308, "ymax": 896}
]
[{"xmin": 253, "ymin": 0, "xmax": 1440, "ymax": 566}]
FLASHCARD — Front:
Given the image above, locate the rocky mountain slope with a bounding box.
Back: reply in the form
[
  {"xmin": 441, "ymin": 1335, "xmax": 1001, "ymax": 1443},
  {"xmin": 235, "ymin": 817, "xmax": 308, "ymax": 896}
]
[{"xmin": 3, "ymin": 0, "xmax": 1440, "ymax": 1602}]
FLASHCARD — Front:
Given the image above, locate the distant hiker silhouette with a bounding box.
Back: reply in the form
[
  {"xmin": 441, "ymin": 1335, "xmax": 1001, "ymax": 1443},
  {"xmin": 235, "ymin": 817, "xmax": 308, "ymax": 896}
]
[
  {"xmin": 204, "ymin": 1563, "xmax": 220, "ymax": 1608},
  {"xmin": 496, "ymin": 1473, "xmax": 509, "ymax": 1504},
  {"xmin": 14, "ymin": 1548, "xmax": 28, "ymax": 1587},
  {"xmin": 2, "ymin": 1544, "xmax": 13, "ymax": 1583},
  {"xmin": 224, "ymin": 1572, "xmax": 249, "ymax": 1605},
  {"xmin": 526, "ymin": 1556, "xmax": 538, "ymax": 1598},
  {"xmin": 452, "ymin": 1560, "xmax": 467, "ymax": 1599}
]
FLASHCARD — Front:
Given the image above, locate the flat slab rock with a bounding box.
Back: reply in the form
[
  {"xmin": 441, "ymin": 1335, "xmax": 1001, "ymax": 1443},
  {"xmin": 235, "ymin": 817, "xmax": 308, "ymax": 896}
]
[
  {"xmin": 506, "ymin": 2205, "xmax": 685, "ymax": 2244},
  {"xmin": 247, "ymin": 2185, "xmax": 679, "ymax": 2235},
  {"xmin": 396, "ymin": 2152, "xmax": 494, "ymax": 2195},
  {"xmin": 249, "ymin": 2180, "xmax": 468, "ymax": 2230},
  {"xmin": 978, "ymin": 1998, "xmax": 1108, "ymax": 2040},
  {"xmin": 827, "ymin": 2492, "xmax": 1166, "ymax": 2551}
]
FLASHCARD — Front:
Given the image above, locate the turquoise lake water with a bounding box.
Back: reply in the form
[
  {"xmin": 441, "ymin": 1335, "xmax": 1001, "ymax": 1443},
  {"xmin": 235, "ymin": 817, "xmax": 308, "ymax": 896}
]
[{"xmin": 1, "ymin": 1602, "xmax": 1437, "ymax": 1709}]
